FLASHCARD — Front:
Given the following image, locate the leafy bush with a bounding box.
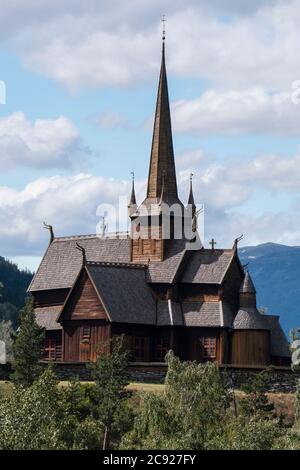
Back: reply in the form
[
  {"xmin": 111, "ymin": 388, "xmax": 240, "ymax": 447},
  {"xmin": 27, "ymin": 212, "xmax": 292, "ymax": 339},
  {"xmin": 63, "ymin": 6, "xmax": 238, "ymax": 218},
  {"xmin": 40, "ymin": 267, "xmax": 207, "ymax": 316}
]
[{"xmin": 121, "ymin": 354, "xmax": 282, "ymax": 450}]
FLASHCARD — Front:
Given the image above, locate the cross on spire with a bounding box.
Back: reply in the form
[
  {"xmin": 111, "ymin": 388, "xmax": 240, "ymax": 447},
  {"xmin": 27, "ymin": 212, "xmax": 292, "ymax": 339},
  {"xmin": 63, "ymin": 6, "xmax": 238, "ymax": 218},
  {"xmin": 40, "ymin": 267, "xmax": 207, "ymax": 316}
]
[
  {"xmin": 162, "ymin": 14, "xmax": 166, "ymax": 41},
  {"xmin": 209, "ymin": 238, "xmax": 217, "ymax": 251}
]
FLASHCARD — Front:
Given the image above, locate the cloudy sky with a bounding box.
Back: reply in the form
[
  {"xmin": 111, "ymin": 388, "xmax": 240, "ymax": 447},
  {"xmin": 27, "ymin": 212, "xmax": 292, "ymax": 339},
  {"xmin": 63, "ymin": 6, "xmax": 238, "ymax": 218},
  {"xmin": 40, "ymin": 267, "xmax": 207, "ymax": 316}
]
[{"xmin": 1, "ymin": 0, "xmax": 300, "ymax": 271}]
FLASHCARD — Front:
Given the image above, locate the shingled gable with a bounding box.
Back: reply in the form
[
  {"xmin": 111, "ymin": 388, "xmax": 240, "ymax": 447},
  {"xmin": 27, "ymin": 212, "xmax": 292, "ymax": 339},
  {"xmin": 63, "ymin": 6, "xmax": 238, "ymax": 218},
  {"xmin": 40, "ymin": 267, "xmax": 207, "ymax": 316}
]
[
  {"xmin": 57, "ymin": 264, "xmax": 111, "ymax": 323},
  {"xmin": 57, "ymin": 261, "xmax": 156, "ymax": 326},
  {"xmin": 180, "ymin": 248, "xmax": 243, "ymax": 285}
]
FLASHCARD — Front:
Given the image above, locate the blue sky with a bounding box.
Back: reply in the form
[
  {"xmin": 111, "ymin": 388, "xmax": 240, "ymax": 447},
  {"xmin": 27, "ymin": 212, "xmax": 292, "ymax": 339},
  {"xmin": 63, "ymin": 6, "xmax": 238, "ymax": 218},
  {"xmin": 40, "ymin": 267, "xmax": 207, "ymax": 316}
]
[{"xmin": 1, "ymin": 0, "xmax": 300, "ymax": 271}]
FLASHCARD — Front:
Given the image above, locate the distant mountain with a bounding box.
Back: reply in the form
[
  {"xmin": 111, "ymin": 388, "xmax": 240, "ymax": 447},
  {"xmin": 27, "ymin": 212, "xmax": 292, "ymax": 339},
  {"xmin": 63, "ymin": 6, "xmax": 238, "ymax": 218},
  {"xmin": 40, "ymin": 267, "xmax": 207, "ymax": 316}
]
[
  {"xmin": 0, "ymin": 256, "xmax": 33, "ymax": 327},
  {"xmin": 239, "ymin": 243, "xmax": 300, "ymax": 335}
]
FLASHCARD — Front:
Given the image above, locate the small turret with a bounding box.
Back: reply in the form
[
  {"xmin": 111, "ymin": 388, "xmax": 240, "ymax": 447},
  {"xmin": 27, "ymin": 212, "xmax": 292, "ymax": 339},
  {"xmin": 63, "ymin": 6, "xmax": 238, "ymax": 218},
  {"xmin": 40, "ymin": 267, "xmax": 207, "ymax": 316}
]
[
  {"xmin": 187, "ymin": 173, "xmax": 196, "ymax": 219},
  {"xmin": 128, "ymin": 171, "xmax": 137, "ymax": 218},
  {"xmin": 240, "ymin": 271, "xmax": 256, "ymax": 308}
]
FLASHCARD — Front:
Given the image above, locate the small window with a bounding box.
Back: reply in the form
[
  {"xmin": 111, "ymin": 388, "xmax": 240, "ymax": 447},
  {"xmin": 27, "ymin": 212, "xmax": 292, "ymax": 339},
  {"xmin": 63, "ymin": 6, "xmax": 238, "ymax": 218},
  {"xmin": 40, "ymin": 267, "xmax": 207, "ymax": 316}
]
[
  {"xmin": 134, "ymin": 336, "xmax": 146, "ymax": 361},
  {"xmin": 44, "ymin": 339, "xmax": 56, "ymax": 361},
  {"xmin": 200, "ymin": 337, "xmax": 216, "ymax": 359},
  {"xmin": 155, "ymin": 337, "xmax": 169, "ymax": 361},
  {"xmin": 82, "ymin": 326, "xmax": 91, "ymax": 339}
]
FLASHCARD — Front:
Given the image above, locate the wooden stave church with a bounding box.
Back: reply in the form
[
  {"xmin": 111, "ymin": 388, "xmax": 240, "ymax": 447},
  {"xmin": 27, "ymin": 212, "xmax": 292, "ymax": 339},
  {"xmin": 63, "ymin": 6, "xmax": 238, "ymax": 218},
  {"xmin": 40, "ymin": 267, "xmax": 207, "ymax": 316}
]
[{"xmin": 28, "ymin": 39, "xmax": 290, "ymax": 368}]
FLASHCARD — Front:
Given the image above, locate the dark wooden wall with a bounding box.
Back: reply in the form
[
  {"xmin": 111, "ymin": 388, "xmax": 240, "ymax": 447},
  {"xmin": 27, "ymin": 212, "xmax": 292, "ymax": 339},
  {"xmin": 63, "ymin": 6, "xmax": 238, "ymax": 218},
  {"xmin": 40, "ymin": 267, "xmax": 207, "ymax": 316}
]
[
  {"xmin": 131, "ymin": 223, "xmax": 164, "ymax": 263},
  {"xmin": 63, "ymin": 321, "xmax": 111, "ymax": 362},
  {"xmin": 62, "ymin": 271, "xmax": 107, "ymax": 321},
  {"xmin": 33, "ymin": 288, "xmax": 69, "ymax": 308},
  {"xmin": 231, "ymin": 330, "xmax": 270, "ymax": 366}
]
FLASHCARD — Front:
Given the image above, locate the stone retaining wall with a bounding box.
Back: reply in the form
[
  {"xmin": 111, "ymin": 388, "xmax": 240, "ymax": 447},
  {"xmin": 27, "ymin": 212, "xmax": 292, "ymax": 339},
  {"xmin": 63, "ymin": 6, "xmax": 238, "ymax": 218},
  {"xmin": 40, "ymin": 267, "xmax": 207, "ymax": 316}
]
[
  {"xmin": 1, "ymin": 362, "xmax": 298, "ymax": 393},
  {"xmin": 37, "ymin": 362, "xmax": 300, "ymax": 393}
]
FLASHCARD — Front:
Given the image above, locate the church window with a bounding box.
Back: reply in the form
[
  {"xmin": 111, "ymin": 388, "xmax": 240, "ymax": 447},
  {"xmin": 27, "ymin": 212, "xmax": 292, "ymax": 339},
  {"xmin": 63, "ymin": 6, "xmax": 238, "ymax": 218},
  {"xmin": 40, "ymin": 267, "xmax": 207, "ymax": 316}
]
[
  {"xmin": 44, "ymin": 338, "xmax": 56, "ymax": 361},
  {"xmin": 82, "ymin": 326, "xmax": 91, "ymax": 339},
  {"xmin": 201, "ymin": 337, "xmax": 216, "ymax": 359}
]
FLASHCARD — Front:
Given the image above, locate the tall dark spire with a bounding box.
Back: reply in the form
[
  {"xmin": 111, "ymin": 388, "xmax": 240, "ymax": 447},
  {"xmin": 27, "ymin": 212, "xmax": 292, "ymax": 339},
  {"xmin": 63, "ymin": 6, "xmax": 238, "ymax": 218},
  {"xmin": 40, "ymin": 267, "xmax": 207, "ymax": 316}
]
[
  {"xmin": 128, "ymin": 171, "xmax": 137, "ymax": 217},
  {"xmin": 144, "ymin": 37, "xmax": 182, "ymax": 207},
  {"xmin": 187, "ymin": 173, "xmax": 196, "ymax": 218}
]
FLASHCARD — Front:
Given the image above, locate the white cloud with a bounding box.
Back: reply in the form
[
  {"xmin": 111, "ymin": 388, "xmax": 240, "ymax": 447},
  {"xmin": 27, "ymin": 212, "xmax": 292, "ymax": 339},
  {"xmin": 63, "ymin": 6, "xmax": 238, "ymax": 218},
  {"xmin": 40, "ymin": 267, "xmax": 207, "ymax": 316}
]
[
  {"xmin": 177, "ymin": 148, "xmax": 300, "ymax": 210},
  {"xmin": 0, "ymin": 112, "xmax": 90, "ymax": 170},
  {"xmin": 0, "ymin": 173, "xmax": 130, "ymax": 256},
  {"xmin": 172, "ymin": 88, "xmax": 300, "ymax": 136},
  {"xmin": 206, "ymin": 209, "xmax": 300, "ymax": 248},
  {"xmin": 2, "ymin": 0, "xmax": 297, "ymax": 92}
]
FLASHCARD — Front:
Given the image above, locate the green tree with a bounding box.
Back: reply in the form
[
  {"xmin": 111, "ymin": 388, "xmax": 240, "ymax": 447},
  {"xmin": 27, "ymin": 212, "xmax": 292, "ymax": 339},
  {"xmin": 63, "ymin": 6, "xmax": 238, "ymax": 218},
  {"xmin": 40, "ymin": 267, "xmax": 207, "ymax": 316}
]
[
  {"xmin": 239, "ymin": 369, "xmax": 275, "ymax": 419},
  {"xmin": 122, "ymin": 352, "xmax": 231, "ymax": 450},
  {"xmin": 0, "ymin": 369, "xmax": 103, "ymax": 450},
  {"xmin": 0, "ymin": 368, "xmax": 62, "ymax": 450},
  {"xmin": 11, "ymin": 298, "xmax": 45, "ymax": 387},
  {"xmin": 88, "ymin": 336, "xmax": 132, "ymax": 449}
]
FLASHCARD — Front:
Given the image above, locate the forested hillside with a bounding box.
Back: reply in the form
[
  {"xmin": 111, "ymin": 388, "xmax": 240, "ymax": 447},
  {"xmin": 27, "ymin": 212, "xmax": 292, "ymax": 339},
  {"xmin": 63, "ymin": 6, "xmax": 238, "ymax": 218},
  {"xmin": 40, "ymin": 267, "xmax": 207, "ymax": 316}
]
[{"xmin": 0, "ymin": 257, "xmax": 33, "ymax": 327}]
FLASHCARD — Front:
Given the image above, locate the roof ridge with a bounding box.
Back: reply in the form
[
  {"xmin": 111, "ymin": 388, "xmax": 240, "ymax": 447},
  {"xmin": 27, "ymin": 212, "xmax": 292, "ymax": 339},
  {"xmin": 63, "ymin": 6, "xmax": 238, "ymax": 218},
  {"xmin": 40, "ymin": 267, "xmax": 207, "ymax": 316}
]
[
  {"xmin": 87, "ymin": 261, "xmax": 147, "ymax": 269},
  {"xmin": 54, "ymin": 232, "xmax": 130, "ymax": 241}
]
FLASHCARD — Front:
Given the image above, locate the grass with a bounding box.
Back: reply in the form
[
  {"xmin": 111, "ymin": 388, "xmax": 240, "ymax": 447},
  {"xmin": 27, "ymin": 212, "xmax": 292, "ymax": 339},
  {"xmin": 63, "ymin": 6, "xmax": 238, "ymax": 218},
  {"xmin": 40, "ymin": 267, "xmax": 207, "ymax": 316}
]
[
  {"xmin": 0, "ymin": 381, "xmax": 13, "ymax": 398},
  {"xmin": 127, "ymin": 382, "xmax": 165, "ymax": 393}
]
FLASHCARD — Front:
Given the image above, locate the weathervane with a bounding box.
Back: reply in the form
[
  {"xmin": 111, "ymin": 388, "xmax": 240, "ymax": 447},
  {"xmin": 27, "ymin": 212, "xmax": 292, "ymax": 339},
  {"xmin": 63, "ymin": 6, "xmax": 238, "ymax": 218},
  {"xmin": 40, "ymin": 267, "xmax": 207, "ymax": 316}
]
[
  {"xmin": 131, "ymin": 169, "xmax": 135, "ymax": 182},
  {"xmin": 190, "ymin": 172, "xmax": 193, "ymax": 183},
  {"xmin": 162, "ymin": 14, "xmax": 166, "ymax": 41}
]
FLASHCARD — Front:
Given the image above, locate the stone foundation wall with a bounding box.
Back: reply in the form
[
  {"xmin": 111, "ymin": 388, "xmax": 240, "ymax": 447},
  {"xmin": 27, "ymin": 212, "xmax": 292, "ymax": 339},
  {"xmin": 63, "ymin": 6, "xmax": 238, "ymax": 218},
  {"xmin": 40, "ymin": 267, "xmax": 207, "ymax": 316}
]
[
  {"xmin": 39, "ymin": 362, "xmax": 300, "ymax": 393},
  {"xmin": 220, "ymin": 366, "xmax": 299, "ymax": 393}
]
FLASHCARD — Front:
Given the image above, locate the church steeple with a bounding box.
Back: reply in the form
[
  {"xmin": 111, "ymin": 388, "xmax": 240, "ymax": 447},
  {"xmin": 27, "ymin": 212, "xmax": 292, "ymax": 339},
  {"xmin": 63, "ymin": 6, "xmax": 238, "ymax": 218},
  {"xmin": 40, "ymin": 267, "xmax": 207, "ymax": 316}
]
[
  {"xmin": 187, "ymin": 173, "xmax": 196, "ymax": 218},
  {"xmin": 144, "ymin": 38, "xmax": 182, "ymax": 207}
]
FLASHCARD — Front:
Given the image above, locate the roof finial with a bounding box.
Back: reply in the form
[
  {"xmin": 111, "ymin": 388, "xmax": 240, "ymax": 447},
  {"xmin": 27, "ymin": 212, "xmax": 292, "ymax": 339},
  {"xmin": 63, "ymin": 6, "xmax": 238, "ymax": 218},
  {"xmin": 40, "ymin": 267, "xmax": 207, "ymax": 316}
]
[
  {"xmin": 43, "ymin": 221, "xmax": 54, "ymax": 244},
  {"xmin": 162, "ymin": 14, "xmax": 166, "ymax": 42},
  {"xmin": 76, "ymin": 242, "xmax": 87, "ymax": 266},
  {"xmin": 233, "ymin": 234, "xmax": 244, "ymax": 253}
]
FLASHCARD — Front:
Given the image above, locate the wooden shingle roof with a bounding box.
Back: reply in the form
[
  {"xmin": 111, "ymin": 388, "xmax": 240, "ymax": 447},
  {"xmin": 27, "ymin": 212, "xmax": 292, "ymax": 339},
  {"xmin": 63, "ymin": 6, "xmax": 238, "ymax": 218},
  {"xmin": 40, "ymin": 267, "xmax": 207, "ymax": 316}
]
[
  {"xmin": 29, "ymin": 236, "xmax": 241, "ymax": 293},
  {"xmin": 233, "ymin": 308, "xmax": 270, "ymax": 330},
  {"xmin": 180, "ymin": 249, "xmax": 235, "ymax": 284},
  {"xmin": 29, "ymin": 235, "xmax": 132, "ymax": 291},
  {"xmin": 182, "ymin": 301, "xmax": 230, "ymax": 327},
  {"xmin": 35, "ymin": 306, "xmax": 62, "ymax": 330},
  {"xmin": 86, "ymin": 263, "xmax": 156, "ymax": 325}
]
